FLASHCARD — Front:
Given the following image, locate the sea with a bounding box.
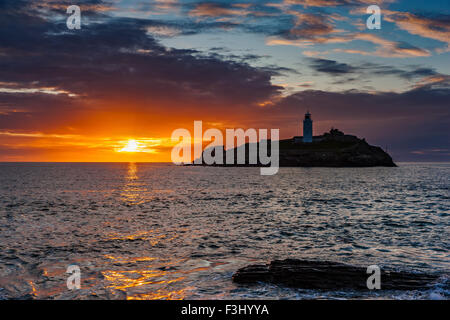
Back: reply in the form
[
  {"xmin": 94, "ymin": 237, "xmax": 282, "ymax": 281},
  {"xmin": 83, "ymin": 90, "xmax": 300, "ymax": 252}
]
[{"xmin": 0, "ymin": 162, "xmax": 448, "ymax": 300}]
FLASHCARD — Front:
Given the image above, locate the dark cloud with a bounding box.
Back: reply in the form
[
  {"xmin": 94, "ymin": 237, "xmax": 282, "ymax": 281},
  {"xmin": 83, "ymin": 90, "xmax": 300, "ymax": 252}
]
[
  {"xmin": 368, "ymin": 65, "xmax": 438, "ymax": 80},
  {"xmin": 0, "ymin": 0, "xmax": 282, "ymax": 131},
  {"xmin": 307, "ymin": 59, "xmax": 445, "ymax": 85},
  {"xmin": 308, "ymin": 58, "xmax": 355, "ymax": 75},
  {"xmin": 0, "ymin": 91, "xmax": 87, "ymax": 132}
]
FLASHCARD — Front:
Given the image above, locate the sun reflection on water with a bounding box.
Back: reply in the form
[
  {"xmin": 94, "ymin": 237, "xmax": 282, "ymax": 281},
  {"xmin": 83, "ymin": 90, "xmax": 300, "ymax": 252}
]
[
  {"xmin": 120, "ymin": 162, "xmax": 149, "ymax": 205},
  {"xmin": 100, "ymin": 254, "xmax": 204, "ymax": 300}
]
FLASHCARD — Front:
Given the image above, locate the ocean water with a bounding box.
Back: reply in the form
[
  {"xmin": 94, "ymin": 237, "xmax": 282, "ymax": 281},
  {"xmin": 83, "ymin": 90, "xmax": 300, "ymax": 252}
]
[{"xmin": 0, "ymin": 162, "xmax": 448, "ymax": 300}]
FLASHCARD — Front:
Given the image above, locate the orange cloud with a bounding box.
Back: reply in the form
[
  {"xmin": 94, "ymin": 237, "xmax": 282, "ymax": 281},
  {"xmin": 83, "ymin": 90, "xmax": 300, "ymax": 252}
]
[
  {"xmin": 30, "ymin": 1, "xmax": 115, "ymax": 12},
  {"xmin": 189, "ymin": 2, "xmax": 273, "ymax": 19},
  {"xmin": 189, "ymin": 3, "xmax": 250, "ymax": 17},
  {"xmin": 284, "ymin": 0, "xmax": 395, "ymax": 7},
  {"xmin": 384, "ymin": 11, "xmax": 450, "ymax": 53},
  {"xmin": 268, "ymin": 33, "xmax": 431, "ymax": 58},
  {"xmin": 353, "ymin": 33, "xmax": 431, "ymax": 57},
  {"xmin": 412, "ymin": 74, "xmax": 450, "ymax": 89}
]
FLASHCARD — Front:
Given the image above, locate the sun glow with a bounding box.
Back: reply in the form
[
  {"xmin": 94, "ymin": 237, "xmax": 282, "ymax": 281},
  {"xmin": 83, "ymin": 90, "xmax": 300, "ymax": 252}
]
[{"xmin": 118, "ymin": 139, "xmax": 141, "ymax": 153}]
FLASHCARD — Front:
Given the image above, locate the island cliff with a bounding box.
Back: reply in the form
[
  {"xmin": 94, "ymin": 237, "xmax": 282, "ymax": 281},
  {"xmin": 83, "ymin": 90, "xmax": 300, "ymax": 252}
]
[{"xmin": 195, "ymin": 129, "xmax": 396, "ymax": 167}]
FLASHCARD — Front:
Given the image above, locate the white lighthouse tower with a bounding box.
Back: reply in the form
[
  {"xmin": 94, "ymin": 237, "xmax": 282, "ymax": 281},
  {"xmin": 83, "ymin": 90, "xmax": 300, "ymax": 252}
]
[{"xmin": 303, "ymin": 111, "xmax": 313, "ymax": 143}]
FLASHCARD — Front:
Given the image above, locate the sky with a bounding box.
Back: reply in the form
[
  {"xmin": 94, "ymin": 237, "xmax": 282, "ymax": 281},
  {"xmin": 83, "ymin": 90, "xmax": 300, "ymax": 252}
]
[{"xmin": 0, "ymin": 0, "xmax": 449, "ymax": 162}]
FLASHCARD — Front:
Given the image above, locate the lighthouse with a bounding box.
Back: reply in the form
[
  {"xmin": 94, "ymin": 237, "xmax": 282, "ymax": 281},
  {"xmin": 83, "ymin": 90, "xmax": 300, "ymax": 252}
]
[{"xmin": 303, "ymin": 111, "xmax": 313, "ymax": 143}]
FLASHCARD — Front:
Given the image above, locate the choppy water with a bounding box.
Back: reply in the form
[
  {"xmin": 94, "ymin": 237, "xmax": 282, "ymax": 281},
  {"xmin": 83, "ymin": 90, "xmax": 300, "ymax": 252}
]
[{"xmin": 0, "ymin": 162, "xmax": 448, "ymax": 300}]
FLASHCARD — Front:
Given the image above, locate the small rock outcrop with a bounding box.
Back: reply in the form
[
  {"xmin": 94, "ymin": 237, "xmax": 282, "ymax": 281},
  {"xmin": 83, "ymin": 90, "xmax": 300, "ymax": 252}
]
[{"xmin": 232, "ymin": 259, "xmax": 443, "ymax": 291}]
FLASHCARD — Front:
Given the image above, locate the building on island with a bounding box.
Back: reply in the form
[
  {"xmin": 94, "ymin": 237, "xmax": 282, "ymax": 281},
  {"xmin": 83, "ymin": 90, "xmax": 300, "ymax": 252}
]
[
  {"xmin": 294, "ymin": 111, "xmax": 313, "ymax": 143},
  {"xmin": 303, "ymin": 111, "xmax": 313, "ymax": 143}
]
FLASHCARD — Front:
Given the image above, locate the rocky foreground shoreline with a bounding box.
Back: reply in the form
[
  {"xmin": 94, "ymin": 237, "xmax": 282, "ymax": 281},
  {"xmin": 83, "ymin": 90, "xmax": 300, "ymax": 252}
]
[{"xmin": 232, "ymin": 259, "xmax": 445, "ymax": 291}]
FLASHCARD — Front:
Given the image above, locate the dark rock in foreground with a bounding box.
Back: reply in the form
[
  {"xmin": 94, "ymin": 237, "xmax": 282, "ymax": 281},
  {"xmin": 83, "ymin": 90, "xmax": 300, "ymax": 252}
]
[
  {"xmin": 195, "ymin": 129, "xmax": 396, "ymax": 167},
  {"xmin": 232, "ymin": 259, "xmax": 443, "ymax": 291}
]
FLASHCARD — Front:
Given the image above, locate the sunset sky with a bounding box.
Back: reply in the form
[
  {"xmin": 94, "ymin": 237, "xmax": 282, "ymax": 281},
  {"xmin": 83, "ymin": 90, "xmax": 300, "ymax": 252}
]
[{"xmin": 0, "ymin": 0, "xmax": 449, "ymax": 162}]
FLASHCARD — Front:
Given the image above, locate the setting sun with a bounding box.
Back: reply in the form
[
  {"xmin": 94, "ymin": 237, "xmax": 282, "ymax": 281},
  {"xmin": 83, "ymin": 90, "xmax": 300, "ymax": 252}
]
[{"xmin": 118, "ymin": 139, "xmax": 140, "ymax": 153}]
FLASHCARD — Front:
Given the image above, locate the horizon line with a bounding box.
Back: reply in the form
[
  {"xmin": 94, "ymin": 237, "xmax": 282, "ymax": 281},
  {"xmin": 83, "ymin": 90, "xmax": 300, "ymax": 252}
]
[{"xmin": 0, "ymin": 161, "xmax": 449, "ymax": 164}]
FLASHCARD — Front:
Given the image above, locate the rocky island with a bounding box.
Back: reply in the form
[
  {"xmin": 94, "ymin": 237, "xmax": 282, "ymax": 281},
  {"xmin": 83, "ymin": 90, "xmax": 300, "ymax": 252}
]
[{"xmin": 194, "ymin": 128, "xmax": 396, "ymax": 167}]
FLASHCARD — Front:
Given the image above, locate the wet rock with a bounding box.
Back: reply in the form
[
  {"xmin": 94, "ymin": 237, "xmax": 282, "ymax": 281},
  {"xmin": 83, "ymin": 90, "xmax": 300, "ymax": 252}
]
[{"xmin": 232, "ymin": 259, "xmax": 442, "ymax": 290}]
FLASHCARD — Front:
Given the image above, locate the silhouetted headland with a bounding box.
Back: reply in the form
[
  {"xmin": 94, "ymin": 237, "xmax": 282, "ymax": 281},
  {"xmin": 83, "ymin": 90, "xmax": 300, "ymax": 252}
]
[{"xmin": 193, "ymin": 129, "xmax": 396, "ymax": 167}]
